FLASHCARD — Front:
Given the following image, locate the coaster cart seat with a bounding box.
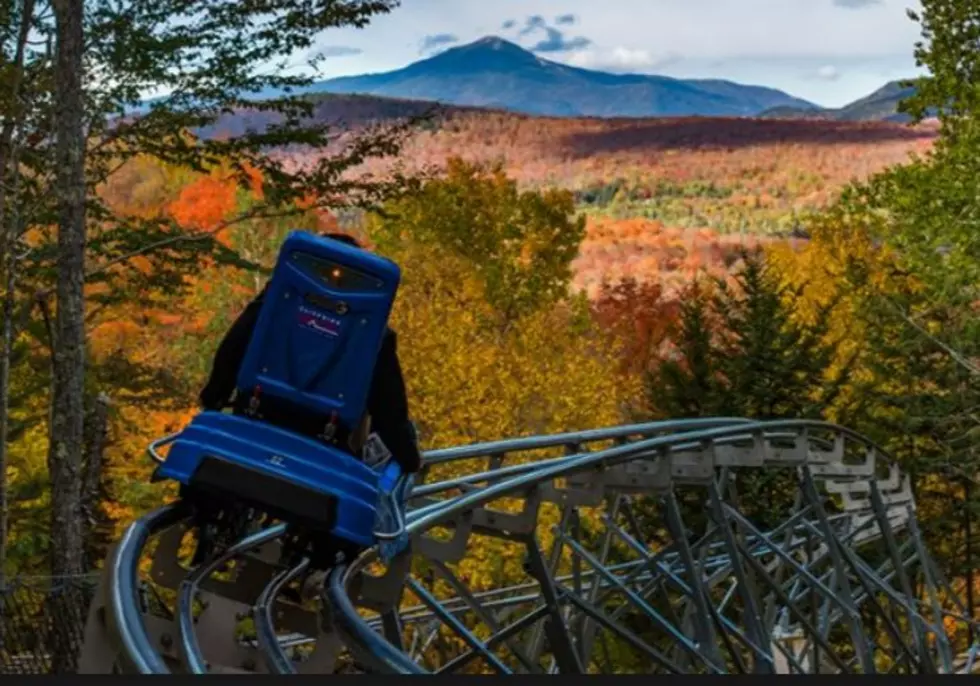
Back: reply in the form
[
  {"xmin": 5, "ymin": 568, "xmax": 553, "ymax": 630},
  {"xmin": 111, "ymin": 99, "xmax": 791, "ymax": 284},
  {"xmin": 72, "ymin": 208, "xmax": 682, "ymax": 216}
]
[{"xmin": 150, "ymin": 230, "xmax": 411, "ymax": 560}]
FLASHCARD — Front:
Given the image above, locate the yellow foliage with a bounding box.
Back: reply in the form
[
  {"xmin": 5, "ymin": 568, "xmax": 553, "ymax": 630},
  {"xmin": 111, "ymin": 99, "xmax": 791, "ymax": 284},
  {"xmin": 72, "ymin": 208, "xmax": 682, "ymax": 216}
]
[
  {"xmin": 380, "ymin": 238, "xmax": 637, "ymax": 599},
  {"xmin": 387, "ymin": 240, "xmax": 634, "ymax": 457},
  {"xmin": 764, "ymin": 206, "xmax": 916, "ymax": 422}
]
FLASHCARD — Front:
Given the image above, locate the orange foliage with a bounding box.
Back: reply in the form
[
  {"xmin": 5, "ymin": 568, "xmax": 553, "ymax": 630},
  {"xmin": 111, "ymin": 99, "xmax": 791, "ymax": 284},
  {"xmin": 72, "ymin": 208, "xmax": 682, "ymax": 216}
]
[
  {"xmin": 296, "ymin": 191, "xmax": 318, "ymax": 210},
  {"xmin": 167, "ymin": 174, "xmax": 237, "ymax": 238},
  {"xmin": 130, "ymin": 255, "xmax": 153, "ymax": 276},
  {"xmin": 572, "ymin": 216, "xmax": 784, "ymax": 299},
  {"xmin": 242, "ymin": 162, "xmax": 264, "ymax": 198}
]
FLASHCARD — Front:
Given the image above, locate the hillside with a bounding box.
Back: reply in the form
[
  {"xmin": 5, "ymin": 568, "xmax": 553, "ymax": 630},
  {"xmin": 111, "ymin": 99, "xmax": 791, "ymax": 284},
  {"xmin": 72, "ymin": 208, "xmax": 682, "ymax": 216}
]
[
  {"xmin": 243, "ymin": 96, "xmax": 938, "ymax": 294},
  {"xmin": 310, "ymin": 36, "xmax": 816, "ymax": 118},
  {"xmin": 263, "ymin": 97, "xmax": 937, "ymax": 192},
  {"xmin": 760, "ymin": 80, "xmax": 920, "ymax": 123},
  {"xmin": 188, "ymin": 89, "xmax": 942, "ymax": 298}
]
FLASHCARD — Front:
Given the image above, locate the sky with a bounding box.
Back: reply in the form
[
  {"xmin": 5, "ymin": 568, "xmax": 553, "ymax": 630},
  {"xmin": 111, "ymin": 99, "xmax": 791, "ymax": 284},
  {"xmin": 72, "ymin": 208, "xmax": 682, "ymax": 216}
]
[{"xmin": 293, "ymin": 0, "xmax": 927, "ymax": 108}]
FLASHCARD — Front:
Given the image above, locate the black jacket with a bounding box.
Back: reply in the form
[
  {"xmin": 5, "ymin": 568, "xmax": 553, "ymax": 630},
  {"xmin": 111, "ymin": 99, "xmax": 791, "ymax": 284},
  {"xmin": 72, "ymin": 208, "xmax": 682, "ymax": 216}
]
[{"xmin": 199, "ymin": 285, "xmax": 422, "ymax": 473}]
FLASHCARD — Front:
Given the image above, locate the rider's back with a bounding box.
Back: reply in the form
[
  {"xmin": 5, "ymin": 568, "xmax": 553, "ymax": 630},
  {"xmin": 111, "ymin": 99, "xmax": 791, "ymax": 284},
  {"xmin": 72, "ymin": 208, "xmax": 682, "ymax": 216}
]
[{"xmin": 199, "ymin": 234, "xmax": 422, "ymax": 474}]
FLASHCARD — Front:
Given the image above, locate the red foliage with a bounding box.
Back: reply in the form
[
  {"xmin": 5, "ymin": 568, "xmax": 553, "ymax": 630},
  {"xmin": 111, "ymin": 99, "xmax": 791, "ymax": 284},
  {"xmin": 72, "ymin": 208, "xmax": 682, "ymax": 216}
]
[{"xmin": 592, "ymin": 278, "xmax": 680, "ymax": 376}]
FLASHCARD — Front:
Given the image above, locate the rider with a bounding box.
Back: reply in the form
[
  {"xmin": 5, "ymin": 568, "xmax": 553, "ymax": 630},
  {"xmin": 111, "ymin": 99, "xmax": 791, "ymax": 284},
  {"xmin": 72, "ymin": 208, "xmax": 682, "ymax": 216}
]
[{"xmin": 199, "ymin": 232, "xmax": 423, "ymax": 476}]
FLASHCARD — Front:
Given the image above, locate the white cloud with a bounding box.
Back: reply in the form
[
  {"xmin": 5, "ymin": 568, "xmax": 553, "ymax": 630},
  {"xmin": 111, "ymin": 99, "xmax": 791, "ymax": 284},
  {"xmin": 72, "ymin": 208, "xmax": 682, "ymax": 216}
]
[
  {"xmin": 816, "ymin": 64, "xmax": 841, "ymax": 80},
  {"xmin": 566, "ymin": 47, "xmax": 683, "ymax": 72},
  {"xmin": 833, "ymin": 0, "xmax": 883, "ymax": 8},
  {"xmin": 274, "ymin": 0, "xmax": 926, "ymax": 107}
]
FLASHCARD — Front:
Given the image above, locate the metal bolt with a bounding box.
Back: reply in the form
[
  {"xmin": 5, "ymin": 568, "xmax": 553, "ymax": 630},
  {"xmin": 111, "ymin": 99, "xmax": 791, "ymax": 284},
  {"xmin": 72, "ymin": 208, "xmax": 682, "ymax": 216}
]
[{"xmin": 160, "ymin": 633, "xmax": 173, "ymax": 649}]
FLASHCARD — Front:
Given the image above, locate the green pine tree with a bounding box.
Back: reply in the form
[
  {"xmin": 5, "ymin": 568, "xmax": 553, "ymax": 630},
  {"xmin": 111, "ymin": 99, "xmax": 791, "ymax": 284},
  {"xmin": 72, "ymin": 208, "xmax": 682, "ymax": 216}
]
[
  {"xmin": 647, "ymin": 249, "xmax": 845, "ymax": 422},
  {"xmin": 644, "ymin": 280, "xmax": 718, "ymax": 418},
  {"xmin": 644, "ymin": 249, "xmax": 849, "ymax": 530}
]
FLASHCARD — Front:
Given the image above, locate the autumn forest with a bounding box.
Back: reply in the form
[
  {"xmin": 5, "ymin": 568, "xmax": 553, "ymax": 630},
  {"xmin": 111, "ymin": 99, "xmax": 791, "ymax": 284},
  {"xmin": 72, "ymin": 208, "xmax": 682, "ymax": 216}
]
[{"xmin": 0, "ymin": 0, "xmax": 979, "ymax": 673}]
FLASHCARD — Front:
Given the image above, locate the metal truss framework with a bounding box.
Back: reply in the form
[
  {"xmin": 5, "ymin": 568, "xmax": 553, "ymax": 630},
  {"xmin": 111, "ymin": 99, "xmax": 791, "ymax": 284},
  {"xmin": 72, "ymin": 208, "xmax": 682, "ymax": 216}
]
[{"xmin": 78, "ymin": 418, "xmax": 980, "ymax": 674}]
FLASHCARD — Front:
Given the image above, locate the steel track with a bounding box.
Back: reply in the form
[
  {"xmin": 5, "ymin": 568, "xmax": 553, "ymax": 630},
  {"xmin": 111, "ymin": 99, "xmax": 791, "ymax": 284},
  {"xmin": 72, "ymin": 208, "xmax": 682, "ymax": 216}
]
[{"xmin": 77, "ymin": 418, "xmax": 980, "ymax": 674}]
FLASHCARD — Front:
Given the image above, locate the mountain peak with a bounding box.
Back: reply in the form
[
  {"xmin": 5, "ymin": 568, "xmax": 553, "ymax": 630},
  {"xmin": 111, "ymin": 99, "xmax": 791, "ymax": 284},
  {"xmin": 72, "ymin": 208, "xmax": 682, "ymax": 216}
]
[
  {"xmin": 447, "ymin": 36, "xmax": 537, "ymax": 60},
  {"xmin": 468, "ymin": 35, "xmax": 526, "ymax": 51},
  {"xmin": 420, "ymin": 35, "xmax": 543, "ymax": 73},
  {"xmin": 315, "ymin": 36, "xmax": 818, "ymax": 118}
]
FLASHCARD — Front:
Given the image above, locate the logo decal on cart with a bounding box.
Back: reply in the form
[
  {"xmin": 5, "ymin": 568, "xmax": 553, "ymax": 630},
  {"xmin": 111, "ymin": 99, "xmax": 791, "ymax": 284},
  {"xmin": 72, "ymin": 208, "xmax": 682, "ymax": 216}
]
[{"xmin": 297, "ymin": 306, "xmax": 341, "ymax": 338}]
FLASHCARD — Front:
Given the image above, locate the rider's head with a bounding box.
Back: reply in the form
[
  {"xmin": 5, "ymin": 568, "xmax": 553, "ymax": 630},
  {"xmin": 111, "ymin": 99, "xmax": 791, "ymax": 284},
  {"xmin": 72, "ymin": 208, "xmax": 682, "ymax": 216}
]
[
  {"xmin": 321, "ymin": 232, "xmax": 361, "ymax": 249},
  {"xmin": 320, "ymin": 231, "xmax": 393, "ymax": 266}
]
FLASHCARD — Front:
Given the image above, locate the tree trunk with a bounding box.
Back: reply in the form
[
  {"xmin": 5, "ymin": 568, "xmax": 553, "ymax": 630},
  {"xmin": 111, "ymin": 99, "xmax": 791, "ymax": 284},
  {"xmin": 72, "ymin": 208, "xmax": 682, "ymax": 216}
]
[
  {"xmin": 0, "ymin": 0, "xmax": 37, "ymax": 592},
  {"xmin": 48, "ymin": 0, "xmax": 87, "ymax": 582},
  {"xmin": 47, "ymin": 1, "xmax": 87, "ymax": 671},
  {"xmin": 965, "ymin": 477, "xmax": 975, "ymax": 639},
  {"xmin": 80, "ymin": 392, "xmax": 110, "ymax": 570},
  {"xmin": 0, "ymin": 202, "xmax": 21, "ymax": 594},
  {"xmin": 0, "ymin": 0, "xmax": 36, "ymax": 253},
  {"xmin": 0, "ymin": 220, "xmax": 15, "ymax": 659}
]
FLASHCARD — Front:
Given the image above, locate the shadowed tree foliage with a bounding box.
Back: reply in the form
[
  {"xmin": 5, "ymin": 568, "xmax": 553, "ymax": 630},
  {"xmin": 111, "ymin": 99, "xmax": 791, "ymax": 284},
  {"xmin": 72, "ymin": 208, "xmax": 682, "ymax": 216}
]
[
  {"xmin": 813, "ymin": 0, "xmax": 980, "ymax": 606},
  {"xmin": 647, "ymin": 249, "xmax": 846, "ymax": 422},
  {"xmin": 0, "ymin": 0, "xmax": 418, "ymax": 589}
]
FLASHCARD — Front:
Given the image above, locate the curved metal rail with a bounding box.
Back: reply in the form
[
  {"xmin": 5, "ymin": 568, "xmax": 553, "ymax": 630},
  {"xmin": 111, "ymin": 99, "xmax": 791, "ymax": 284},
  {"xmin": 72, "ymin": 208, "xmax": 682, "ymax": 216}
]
[
  {"xmin": 79, "ymin": 417, "xmax": 978, "ymax": 675},
  {"xmin": 254, "ymin": 558, "xmax": 310, "ymax": 674},
  {"xmin": 177, "ymin": 524, "xmax": 289, "ymax": 673}
]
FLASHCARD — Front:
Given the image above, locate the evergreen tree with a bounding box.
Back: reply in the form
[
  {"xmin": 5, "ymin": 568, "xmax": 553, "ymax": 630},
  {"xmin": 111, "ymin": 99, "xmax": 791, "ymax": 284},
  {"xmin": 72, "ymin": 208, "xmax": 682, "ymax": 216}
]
[
  {"xmin": 850, "ymin": 277, "xmax": 980, "ymax": 591},
  {"xmin": 644, "ymin": 280, "xmax": 718, "ymax": 418},
  {"xmin": 647, "ymin": 249, "xmax": 846, "ymax": 422},
  {"xmin": 645, "ymin": 249, "xmax": 849, "ymax": 530},
  {"xmin": 825, "ymin": 0, "xmax": 980, "ymax": 601}
]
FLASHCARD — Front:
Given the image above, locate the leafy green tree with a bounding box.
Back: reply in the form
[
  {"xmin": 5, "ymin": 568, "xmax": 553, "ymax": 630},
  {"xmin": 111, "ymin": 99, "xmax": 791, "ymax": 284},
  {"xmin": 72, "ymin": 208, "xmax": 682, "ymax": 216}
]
[
  {"xmin": 368, "ymin": 157, "xmax": 586, "ymax": 325},
  {"xmin": 901, "ymin": 0, "xmax": 980, "ymax": 137},
  {"xmin": 783, "ymin": 0, "xmax": 980, "ymax": 614},
  {"xmin": 0, "ymin": 0, "xmax": 415, "ymax": 582},
  {"xmin": 859, "ymin": 0, "xmax": 980, "ymax": 385}
]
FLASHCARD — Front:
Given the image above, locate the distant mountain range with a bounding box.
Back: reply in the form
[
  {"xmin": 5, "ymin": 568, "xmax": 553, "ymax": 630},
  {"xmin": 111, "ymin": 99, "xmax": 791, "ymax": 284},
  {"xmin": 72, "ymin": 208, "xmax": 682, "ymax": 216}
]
[
  {"xmin": 759, "ymin": 81, "xmax": 921, "ymax": 123},
  {"xmin": 307, "ymin": 36, "xmax": 818, "ymax": 118},
  {"xmin": 153, "ymin": 35, "xmax": 924, "ymax": 124}
]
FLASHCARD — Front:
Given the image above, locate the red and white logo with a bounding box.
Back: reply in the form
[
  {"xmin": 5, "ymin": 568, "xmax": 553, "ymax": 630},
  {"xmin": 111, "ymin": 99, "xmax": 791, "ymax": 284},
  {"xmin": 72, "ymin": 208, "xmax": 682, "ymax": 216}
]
[{"xmin": 297, "ymin": 306, "xmax": 341, "ymax": 337}]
